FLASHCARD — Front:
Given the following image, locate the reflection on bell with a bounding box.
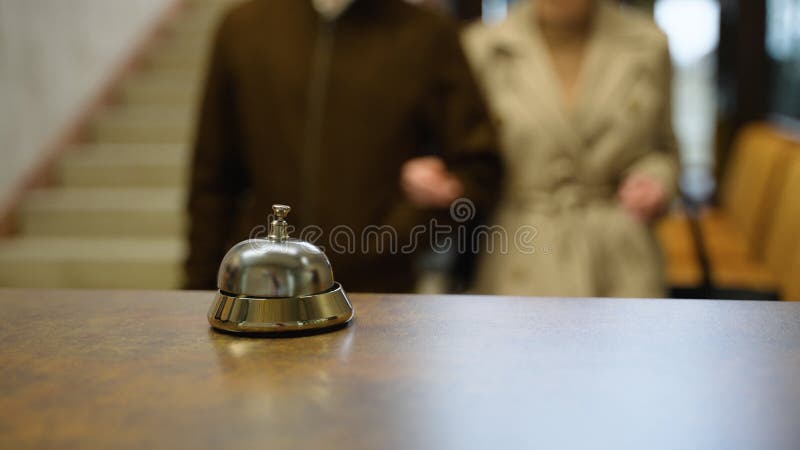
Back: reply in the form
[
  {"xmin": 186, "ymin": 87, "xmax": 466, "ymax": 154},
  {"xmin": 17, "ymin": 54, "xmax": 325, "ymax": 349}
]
[{"xmin": 208, "ymin": 204, "xmax": 354, "ymax": 335}]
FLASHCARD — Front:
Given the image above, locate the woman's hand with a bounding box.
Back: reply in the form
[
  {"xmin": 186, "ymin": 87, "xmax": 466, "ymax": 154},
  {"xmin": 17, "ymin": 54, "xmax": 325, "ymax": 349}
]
[
  {"xmin": 618, "ymin": 172, "xmax": 667, "ymax": 223},
  {"xmin": 400, "ymin": 156, "xmax": 464, "ymax": 209}
]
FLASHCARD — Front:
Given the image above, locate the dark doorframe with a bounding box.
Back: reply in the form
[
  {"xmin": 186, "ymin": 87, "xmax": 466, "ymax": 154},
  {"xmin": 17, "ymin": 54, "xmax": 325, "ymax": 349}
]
[
  {"xmin": 716, "ymin": 0, "xmax": 768, "ymax": 183},
  {"xmin": 452, "ymin": 0, "xmax": 482, "ymax": 21}
]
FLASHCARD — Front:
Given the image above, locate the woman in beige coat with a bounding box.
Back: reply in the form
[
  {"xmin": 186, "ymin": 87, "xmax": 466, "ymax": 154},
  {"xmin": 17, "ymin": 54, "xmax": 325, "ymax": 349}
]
[{"xmin": 462, "ymin": 0, "xmax": 679, "ymax": 297}]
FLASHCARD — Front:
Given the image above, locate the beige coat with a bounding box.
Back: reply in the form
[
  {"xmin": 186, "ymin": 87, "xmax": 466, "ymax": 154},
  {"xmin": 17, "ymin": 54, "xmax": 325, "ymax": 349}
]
[{"xmin": 462, "ymin": 1, "xmax": 678, "ymax": 297}]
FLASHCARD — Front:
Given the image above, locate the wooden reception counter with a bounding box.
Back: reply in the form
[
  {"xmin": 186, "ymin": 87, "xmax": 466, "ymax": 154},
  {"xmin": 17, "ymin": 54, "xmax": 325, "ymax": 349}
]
[{"xmin": 1, "ymin": 289, "xmax": 799, "ymax": 449}]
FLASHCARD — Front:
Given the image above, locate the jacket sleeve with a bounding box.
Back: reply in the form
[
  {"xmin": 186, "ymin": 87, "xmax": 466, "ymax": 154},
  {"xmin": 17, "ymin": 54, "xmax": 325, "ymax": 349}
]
[
  {"xmin": 626, "ymin": 36, "xmax": 680, "ymax": 200},
  {"xmin": 381, "ymin": 17, "xmax": 503, "ymax": 238},
  {"xmin": 184, "ymin": 14, "xmax": 249, "ymax": 290},
  {"xmin": 425, "ymin": 18, "xmax": 504, "ymax": 212}
]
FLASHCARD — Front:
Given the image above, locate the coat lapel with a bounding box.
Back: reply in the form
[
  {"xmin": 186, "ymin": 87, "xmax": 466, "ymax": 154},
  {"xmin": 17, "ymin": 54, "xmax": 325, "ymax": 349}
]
[
  {"xmin": 487, "ymin": 2, "xmax": 584, "ymax": 153},
  {"xmin": 574, "ymin": 1, "xmax": 643, "ymax": 142}
]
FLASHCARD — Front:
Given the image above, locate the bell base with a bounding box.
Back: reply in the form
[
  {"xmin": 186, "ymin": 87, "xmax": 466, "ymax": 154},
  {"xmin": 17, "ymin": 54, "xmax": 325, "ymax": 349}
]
[{"xmin": 208, "ymin": 283, "xmax": 354, "ymax": 335}]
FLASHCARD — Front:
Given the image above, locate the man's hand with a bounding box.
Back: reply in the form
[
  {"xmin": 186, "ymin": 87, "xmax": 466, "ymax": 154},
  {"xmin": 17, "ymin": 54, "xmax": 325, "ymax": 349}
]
[
  {"xmin": 618, "ymin": 172, "xmax": 667, "ymax": 223},
  {"xmin": 400, "ymin": 156, "xmax": 464, "ymax": 209}
]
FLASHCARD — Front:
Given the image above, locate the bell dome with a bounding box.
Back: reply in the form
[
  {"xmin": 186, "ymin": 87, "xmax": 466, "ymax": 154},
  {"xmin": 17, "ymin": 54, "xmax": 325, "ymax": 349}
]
[{"xmin": 217, "ymin": 238, "xmax": 335, "ymax": 298}]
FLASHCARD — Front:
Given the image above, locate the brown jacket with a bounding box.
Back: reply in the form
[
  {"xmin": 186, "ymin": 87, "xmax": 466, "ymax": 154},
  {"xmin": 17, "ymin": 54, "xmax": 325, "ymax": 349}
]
[{"xmin": 185, "ymin": 0, "xmax": 502, "ymax": 292}]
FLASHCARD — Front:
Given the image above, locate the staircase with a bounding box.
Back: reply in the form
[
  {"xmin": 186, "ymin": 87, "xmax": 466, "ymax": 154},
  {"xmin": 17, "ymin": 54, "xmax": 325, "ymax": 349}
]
[{"xmin": 0, "ymin": 0, "xmax": 237, "ymax": 289}]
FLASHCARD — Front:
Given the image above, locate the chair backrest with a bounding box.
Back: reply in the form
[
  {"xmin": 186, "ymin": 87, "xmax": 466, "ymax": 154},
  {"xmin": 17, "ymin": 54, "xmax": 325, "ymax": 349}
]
[
  {"xmin": 719, "ymin": 123, "xmax": 795, "ymax": 257},
  {"xmin": 763, "ymin": 148, "xmax": 800, "ymax": 300},
  {"xmin": 766, "ymin": 152, "xmax": 800, "ymax": 269}
]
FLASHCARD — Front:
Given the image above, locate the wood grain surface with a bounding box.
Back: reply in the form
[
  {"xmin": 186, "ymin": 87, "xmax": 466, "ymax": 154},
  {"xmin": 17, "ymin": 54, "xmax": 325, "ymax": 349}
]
[{"xmin": 1, "ymin": 289, "xmax": 799, "ymax": 450}]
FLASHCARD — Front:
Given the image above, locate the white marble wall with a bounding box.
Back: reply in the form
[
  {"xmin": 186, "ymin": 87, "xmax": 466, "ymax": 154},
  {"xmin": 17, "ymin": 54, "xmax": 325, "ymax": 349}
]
[{"xmin": 0, "ymin": 0, "xmax": 174, "ymax": 207}]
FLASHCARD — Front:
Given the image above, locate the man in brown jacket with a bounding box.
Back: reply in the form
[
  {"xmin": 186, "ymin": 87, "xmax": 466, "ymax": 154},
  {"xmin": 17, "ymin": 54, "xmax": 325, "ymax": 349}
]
[{"xmin": 185, "ymin": 0, "xmax": 502, "ymax": 292}]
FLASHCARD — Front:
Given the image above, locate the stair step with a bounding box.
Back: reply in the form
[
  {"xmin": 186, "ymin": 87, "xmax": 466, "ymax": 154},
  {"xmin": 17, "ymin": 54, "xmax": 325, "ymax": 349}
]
[
  {"xmin": 168, "ymin": 14, "xmax": 224, "ymax": 34},
  {"xmin": 144, "ymin": 52, "xmax": 206, "ymax": 72},
  {"xmin": 130, "ymin": 66, "xmax": 204, "ymax": 88},
  {"xmin": 183, "ymin": 0, "xmax": 243, "ymax": 8},
  {"xmin": 157, "ymin": 36, "xmax": 212, "ymax": 58},
  {"xmin": 167, "ymin": 0, "xmax": 241, "ymax": 35},
  {"xmin": 60, "ymin": 144, "xmax": 189, "ymax": 188},
  {"xmin": 119, "ymin": 77, "xmax": 200, "ymax": 106},
  {"xmin": 125, "ymin": 68, "xmax": 202, "ymax": 91},
  {"xmin": 90, "ymin": 107, "xmax": 193, "ymax": 143},
  {"xmin": 148, "ymin": 42, "xmax": 208, "ymax": 63},
  {"xmin": 0, "ymin": 237, "xmax": 185, "ymax": 289},
  {"xmin": 160, "ymin": 32, "xmax": 213, "ymax": 54},
  {"xmin": 95, "ymin": 104, "xmax": 194, "ymax": 124},
  {"xmin": 20, "ymin": 188, "xmax": 186, "ymax": 237}
]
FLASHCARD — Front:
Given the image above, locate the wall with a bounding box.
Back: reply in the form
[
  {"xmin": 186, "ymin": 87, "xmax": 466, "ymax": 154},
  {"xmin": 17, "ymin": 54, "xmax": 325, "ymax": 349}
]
[{"xmin": 0, "ymin": 0, "xmax": 175, "ymax": 208}]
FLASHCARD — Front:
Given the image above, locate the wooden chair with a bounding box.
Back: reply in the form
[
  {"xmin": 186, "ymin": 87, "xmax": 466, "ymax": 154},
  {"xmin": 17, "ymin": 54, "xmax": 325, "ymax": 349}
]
[
  {"xmin": 655, "ymin": 122, "xmax": 797, "ymax": 296},
  {"xmin": 705, "ymin": 124, "xmax": 796, "ymax": 292}
]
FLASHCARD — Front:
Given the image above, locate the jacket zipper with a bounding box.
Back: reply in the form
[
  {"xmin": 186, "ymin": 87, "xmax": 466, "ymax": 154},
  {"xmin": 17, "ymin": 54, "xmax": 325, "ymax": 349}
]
[{"xmin": 301, "ymin": 18, "xmax": 336, "ymax": 226}]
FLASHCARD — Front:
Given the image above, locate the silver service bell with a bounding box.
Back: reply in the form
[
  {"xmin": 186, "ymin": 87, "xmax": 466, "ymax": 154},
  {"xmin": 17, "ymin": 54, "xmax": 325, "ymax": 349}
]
[{"xmin": 207, "ymin": 204, "xmax": 354, "ymax": 335}]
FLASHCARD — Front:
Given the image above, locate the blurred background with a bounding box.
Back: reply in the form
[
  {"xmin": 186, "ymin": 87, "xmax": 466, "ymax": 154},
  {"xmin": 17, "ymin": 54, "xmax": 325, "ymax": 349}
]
[{"xmin": 0, "ymin": 0, "xmax": 798, "ymax": 299}]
